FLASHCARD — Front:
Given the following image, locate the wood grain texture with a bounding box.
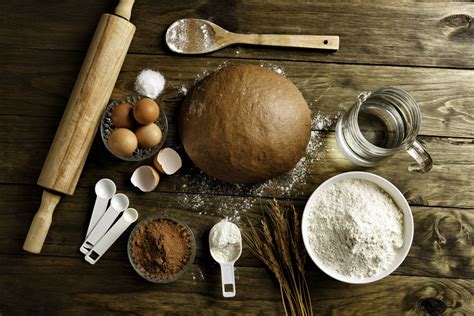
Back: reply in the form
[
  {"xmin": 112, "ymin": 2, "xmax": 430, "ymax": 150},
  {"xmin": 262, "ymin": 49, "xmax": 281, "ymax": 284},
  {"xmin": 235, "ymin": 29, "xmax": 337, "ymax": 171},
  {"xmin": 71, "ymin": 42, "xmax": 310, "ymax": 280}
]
[
  {"xmin": 22, "ymin": 190, "xmax": 62, "ymax": 254},
  {"xmin": 0, "ymin": 254, "xmax": 472, "ymax": 315},
  {"xmin": 23, "ymin": 13, "xmax": 136, "ymax": 254},
  {"xmin": 0, "ymin": 1, "xmax": 473, "ymax": 68},
  {"xmin": 1, "ymin": 112, "xmax": 473, "ymax": 208},
  {"xmin": 114, "ymin": 0, "xmax": 135, "ymax": 20},
  {"xmin": 218, "ymin": 31, "xmax": 340, "ymax": 52},
  {"xmin": 1, "ymin": 51, "xmax": 473, "ymax": 138},
  {"xmin": 0, "ymin": 183, "xmax": 472, "ymax": 280},
  {"xmin": 37, "ymin": 14, "xmax": 135, "ymax": 195},
  {"xmin": 1, "ymin": 0, "xmax": 473, "ymax": 314}
]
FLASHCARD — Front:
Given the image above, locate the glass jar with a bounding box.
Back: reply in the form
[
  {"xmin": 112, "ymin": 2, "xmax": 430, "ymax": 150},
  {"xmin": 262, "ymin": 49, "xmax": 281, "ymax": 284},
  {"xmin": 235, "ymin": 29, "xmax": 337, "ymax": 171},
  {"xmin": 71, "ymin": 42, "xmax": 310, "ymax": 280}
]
[{"xmin": 336, "ymin": 86, "xmax": 432, "ymax": 172}]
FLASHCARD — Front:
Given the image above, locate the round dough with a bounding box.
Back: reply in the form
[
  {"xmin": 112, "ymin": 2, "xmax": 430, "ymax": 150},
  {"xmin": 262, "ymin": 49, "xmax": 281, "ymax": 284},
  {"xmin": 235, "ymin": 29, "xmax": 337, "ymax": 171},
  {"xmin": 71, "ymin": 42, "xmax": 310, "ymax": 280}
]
[{"xmin": 179, "ymin": 64, "xmax": 311, "ymax": 184}]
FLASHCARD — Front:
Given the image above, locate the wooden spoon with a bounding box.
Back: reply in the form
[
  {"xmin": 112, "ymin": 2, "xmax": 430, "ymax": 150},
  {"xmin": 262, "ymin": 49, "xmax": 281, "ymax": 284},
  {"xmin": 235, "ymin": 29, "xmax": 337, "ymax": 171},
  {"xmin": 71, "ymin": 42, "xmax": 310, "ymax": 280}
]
[{"xmin": 166, "ymin": 18, "xmax": 339, "ymax": 54}]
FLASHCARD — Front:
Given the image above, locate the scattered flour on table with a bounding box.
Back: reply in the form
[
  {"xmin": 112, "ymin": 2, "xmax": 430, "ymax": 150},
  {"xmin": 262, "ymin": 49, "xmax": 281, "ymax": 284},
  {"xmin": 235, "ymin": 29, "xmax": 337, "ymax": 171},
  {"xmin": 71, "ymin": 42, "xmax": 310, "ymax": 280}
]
[
  {"xmin": 264, "ymin": 63, "xmax": 286, "ymax": 76},
  {"xmin": 191, "ymin": 267, "xmax": 205, "ymax": 282},
  {"xmin": 171, "ymin": 63, "xmax": 339, "ymax": 223},
  {"xmin": 172, "ymin": 63, "xmax": 285, "ymax": 100},
  {"xmin": 179, "ymin": 86, "xmax": 188, "ymax": 95},
  {"xmin": 175, "ymin": 112, "xmax": 339, "ymax": 223},
  {"xmin": 306, "ymin": 179, "xmax": 404, "ymax": 278},
  {"xmin": 248, "ymin": 112, "xmax": 339, "ymax": 197}
]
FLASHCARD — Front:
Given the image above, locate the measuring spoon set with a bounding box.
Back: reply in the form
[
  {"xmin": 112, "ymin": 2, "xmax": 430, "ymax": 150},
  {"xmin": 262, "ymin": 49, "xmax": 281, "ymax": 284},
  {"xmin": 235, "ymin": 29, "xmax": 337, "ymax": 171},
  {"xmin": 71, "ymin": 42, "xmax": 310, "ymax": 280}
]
[{"xmin": 80, "ymin": 178, "xmax": 138, "ymax": 264}]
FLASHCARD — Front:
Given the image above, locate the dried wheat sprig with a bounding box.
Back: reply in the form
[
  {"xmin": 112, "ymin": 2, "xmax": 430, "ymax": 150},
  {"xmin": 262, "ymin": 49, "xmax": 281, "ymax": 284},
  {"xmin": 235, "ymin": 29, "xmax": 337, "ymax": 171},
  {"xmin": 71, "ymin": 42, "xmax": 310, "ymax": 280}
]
[
  {"xmin": 245, "ymin": 221, "xmax": 280, "ymax": 279},
  {"xmin": 289, "ymin": 207, "xmax": 313, "ymax": 316},
  {"xmin": 290, "ymin": 207, "xmax": 305, "ymax": 273},
  {"xmin": 244, "ymin": 220, "xmax": 295, "ymax": 315},
  {"xmin": 269, "ymin": 202, "xmax": 293, "ymax": 270},
  {"xmin": 243, "ymin": 201, "xmax": 313, "ymax": 315},
  {"xmin": 268, "ymin": 201, "xmax": 306, "ymax": 313},
  {"xmin": 261, "ymin": 219, "xmax": 298, "ymax": 315},
  {"xmin": 277, "ymin": 202, "xmax": 312, "ymax": 316},
  {"xmin": 288, "ymin": 207, "xmax": 306, "ymax": 309},
  {"xmin": 280, "ymin": 285, "xmax": 288, "ymax": 316}
]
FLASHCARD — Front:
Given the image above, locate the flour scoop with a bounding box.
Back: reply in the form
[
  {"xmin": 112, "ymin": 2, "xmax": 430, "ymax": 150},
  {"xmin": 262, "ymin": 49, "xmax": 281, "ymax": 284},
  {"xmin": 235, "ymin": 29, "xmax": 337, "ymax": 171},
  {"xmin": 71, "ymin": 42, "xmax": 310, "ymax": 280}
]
[{"xmin": 209, "ymin": 221, "xmax": 242, "ymax": 298}]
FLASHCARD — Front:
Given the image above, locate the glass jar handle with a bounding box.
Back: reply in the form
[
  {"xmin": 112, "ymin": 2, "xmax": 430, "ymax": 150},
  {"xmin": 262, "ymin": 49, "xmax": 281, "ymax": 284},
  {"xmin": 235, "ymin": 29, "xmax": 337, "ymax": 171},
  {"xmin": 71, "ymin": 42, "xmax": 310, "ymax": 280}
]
[
  {"xmin": 357, "ymin": 91, "xmax": 371, "ymax": 105},
  {"xmin": 406, "ymin": 139, "xmax": 433, "ymax": 172}
]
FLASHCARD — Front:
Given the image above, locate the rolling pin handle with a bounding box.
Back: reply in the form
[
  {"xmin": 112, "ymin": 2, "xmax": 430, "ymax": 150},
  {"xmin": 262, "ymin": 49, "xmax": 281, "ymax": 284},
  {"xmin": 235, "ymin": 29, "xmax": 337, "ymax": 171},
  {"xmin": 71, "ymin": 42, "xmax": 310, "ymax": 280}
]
[
  {"xmin": 114, "ymin": 0, "xmax": 135, "ymax": 21},
  {"xmin": 23, "ymin": 190, "xmax": 62, "ymax": 254}
]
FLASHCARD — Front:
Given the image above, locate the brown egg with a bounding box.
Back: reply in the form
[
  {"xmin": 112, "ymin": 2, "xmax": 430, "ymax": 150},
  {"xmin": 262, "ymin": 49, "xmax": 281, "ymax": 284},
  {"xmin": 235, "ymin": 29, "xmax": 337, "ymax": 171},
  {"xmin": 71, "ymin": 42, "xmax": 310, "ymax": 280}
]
[
  {"xmin": 112, "ymin": 103, "xmax": 135, "ymax": 129},
  {"xmin": 135, "ymin": 124, "xmax": 162, "ymax": 148},
  {"xmin": 133, "ymin": 98, "xmax": 160, "ymax": 124},
  {"xmin": 108, "ymin": 128, "xmax": 138, "ymax": 156}
]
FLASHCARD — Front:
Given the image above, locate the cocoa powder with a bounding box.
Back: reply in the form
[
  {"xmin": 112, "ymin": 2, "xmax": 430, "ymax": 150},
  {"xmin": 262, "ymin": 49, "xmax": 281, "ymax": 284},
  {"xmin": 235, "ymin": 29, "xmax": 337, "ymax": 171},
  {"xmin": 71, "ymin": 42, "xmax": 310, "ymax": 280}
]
[{"xmin": 131, "ymin": 218, "xmax": 192, "ymax": 279}]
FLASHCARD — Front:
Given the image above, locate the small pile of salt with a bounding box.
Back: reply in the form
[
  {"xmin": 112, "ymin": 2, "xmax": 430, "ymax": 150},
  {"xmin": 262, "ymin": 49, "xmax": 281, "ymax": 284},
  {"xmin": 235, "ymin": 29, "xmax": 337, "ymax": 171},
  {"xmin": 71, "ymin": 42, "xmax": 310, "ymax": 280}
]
[{"xmin": 134, "ymin": 69, "xmax": 165, "ymax": 99}]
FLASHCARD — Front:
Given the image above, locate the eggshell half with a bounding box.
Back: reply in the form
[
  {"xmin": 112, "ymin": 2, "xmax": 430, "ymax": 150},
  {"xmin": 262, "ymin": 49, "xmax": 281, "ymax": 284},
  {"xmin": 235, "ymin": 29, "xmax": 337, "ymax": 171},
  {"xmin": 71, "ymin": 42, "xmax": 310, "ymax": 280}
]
[
  {"xmin": 130, "ymin": 166, "xmax": 160, "ymax": 192},
  {"xmin": 153, "ymin": 148, "xmax": 182, "ymax": 175}
]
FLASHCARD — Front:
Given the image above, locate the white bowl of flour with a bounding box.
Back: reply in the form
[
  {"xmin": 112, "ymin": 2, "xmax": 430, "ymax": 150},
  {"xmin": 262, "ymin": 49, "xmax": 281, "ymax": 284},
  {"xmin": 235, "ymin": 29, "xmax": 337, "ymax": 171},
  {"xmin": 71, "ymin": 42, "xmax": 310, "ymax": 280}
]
[{"xmin": 302, "ymin": 171, "xmax": 414, "ymax": 284}]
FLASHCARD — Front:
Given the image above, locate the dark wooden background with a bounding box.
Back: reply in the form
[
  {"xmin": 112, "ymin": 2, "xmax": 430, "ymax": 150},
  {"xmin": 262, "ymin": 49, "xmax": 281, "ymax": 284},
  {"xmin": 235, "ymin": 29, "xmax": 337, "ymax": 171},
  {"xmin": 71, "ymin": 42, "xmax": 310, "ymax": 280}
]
[{"xmin": 0, "ymin": 1, "xmax": 473, "ymax": 315}]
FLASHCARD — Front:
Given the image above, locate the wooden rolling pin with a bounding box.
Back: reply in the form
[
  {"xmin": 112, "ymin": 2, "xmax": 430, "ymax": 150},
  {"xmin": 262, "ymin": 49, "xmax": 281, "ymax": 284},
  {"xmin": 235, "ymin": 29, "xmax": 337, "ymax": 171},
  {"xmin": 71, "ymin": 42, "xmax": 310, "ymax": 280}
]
[{"xmin": 23, "ymin": 0, "xmax": 136, "ymax": 254}]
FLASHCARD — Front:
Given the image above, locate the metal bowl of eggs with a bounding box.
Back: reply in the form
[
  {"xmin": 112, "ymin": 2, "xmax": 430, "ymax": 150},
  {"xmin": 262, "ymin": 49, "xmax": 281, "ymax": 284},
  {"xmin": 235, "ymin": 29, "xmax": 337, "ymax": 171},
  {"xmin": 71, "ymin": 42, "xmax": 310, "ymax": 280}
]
[{"xmin": 101, "ymin": 94, "xmax": 168, "ymax": 161}]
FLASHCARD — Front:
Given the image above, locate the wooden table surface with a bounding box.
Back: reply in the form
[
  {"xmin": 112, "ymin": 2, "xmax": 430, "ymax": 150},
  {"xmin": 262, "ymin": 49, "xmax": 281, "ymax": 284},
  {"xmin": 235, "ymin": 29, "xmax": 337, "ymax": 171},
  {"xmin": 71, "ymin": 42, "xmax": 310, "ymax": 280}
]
[{"xmin": 1, "ymin": 1, "xmax": 473, "ymax": 315}]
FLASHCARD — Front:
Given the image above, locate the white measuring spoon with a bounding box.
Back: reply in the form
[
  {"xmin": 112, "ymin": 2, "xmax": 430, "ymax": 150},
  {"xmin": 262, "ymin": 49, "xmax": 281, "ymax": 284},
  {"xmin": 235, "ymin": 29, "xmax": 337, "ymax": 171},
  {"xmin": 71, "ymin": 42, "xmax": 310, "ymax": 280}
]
[
  {"xmin": 85, "ymin": 208, "xmax": 138, "ymax": 265},
  {"xmin": 209, "ymin": 221, "xmax": 242, "ymax": 298},
  {"xmin": 86, "ymin": 178, "xmax": 116, "ymax": 237},
  {"xmin": 80, "ymin": 193, "xmax": 129, "ymax": 254}
]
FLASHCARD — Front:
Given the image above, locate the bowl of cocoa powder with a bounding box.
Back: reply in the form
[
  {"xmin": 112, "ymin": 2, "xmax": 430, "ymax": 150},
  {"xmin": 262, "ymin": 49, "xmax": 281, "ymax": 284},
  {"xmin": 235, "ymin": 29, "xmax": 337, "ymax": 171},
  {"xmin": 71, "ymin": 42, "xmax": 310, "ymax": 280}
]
[{"xmin": 127, "ymin": 215, "xmax": 196, "ymax": 283}]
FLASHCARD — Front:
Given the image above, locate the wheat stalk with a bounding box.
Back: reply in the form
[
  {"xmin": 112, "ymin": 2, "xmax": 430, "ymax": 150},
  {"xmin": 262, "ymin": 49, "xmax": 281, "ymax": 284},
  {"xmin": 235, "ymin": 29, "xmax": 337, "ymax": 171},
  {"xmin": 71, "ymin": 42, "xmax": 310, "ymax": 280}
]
[
  {"xmin": 263, "ymin": 217, "xmax": 299, "ymax": 315},
  {"xmin": 243, "ymin": 201, "xmax": 313, "ymax": 315},
  {"xmin": 244, "ymin": 219, "xmax": 295, "ymax": 315},
  {"xmin": 268, "ymin": 201, "xmax": 306, "ymax": 314},
  {"xmin": 290, "ymin": 206, "xmax": 313, "ymax": 316}
]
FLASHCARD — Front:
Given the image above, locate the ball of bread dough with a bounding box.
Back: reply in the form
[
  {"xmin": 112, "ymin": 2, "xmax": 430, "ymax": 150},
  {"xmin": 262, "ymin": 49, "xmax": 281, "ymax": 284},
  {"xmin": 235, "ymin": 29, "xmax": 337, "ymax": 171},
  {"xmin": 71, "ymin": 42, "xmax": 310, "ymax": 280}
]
[{"xmin": 179, "ymin": 64, "xmax": 311, "ymax": 184}]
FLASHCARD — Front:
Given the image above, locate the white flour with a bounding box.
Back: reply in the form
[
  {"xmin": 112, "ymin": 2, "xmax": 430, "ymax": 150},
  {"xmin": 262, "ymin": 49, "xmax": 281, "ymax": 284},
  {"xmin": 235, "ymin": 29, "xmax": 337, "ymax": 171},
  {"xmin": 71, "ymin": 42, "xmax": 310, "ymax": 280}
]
[
  {"xmin": 307, "ymin": 179, "xmax": 404, "ymax": 278},
  {"xmin": 209, "ymin": 220, "xmax": 241, "ymax": 262},
  {"xmin": 167, "ymin": 20, "xmax": 215, "ymax": 53}
]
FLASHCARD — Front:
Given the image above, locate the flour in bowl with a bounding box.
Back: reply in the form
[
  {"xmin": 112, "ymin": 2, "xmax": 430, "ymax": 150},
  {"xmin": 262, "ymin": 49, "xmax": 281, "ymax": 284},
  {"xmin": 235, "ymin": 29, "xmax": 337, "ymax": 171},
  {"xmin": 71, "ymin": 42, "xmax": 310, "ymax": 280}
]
[{"xmin": 306, "ymin": 179, "xmax": 404, "ymax": 278}]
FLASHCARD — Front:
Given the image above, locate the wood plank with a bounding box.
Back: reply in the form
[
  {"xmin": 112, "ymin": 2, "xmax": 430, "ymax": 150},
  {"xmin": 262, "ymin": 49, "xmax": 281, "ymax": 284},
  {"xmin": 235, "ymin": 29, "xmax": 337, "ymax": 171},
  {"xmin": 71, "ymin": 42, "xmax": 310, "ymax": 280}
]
[
  {"xmin": 1, "ymin": 1, "xmax": 473, "ymax": 68},
  {"xmin": 1, "ymin": 50, "xmax": 474, "ymax": 138},
  {"xmin": 1, "ymin": 184, "xmax": 472, "ymax": 279},
  {"xmin": 1, "ymin": 108, "xmax": 473, "ymax": 208},
  {"xmin": 1, "ymin": 1, "xmax": 473, "ymax": 314},
  {"xmin": 0, "ymin": 254, "xmax": 472, "ymax": 315}
]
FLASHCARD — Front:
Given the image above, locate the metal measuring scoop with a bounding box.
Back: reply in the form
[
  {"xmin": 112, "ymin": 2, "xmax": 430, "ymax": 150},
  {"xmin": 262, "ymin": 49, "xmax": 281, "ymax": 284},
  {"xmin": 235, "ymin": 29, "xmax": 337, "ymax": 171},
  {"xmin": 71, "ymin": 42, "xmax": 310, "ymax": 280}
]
[
  {"xmin": 209, "ymin": 221, "xmax": 242, "ymax": 298},
  {"xmin": 166, "ymin": 18, "xmax": 339, "ymax": 54}
]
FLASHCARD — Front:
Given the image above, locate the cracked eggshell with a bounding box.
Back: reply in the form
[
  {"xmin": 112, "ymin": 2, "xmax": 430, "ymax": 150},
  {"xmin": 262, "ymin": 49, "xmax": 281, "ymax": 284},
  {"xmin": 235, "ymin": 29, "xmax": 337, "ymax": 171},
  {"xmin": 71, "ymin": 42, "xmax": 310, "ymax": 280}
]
[
  {"xmin": 153, "ymin": 147, "xmax": 182, "ymax": 175},
  {"xmin": 131, "ymin": 166, "xmax": 160, "ymax": 192}
]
